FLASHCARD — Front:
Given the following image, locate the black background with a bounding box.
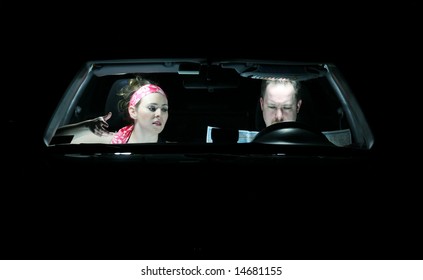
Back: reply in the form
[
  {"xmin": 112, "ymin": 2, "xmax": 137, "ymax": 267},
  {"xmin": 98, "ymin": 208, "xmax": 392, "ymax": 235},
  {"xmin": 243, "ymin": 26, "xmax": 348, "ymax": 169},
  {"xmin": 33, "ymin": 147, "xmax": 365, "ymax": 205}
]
[
  {"xmin": 3, "ymin": 4, "xmax": 421, "ymax": 260},
  {"xmin": 5, "ymin": 4, "xmax": 417, "ymax": 149}
]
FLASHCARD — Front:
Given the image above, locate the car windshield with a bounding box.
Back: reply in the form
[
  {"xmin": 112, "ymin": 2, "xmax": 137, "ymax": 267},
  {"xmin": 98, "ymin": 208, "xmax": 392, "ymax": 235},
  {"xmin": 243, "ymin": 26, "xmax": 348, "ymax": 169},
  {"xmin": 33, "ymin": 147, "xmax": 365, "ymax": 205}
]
[{"xmin": 44, "ymin": 58, "xmax": 373, "ymax": 150}]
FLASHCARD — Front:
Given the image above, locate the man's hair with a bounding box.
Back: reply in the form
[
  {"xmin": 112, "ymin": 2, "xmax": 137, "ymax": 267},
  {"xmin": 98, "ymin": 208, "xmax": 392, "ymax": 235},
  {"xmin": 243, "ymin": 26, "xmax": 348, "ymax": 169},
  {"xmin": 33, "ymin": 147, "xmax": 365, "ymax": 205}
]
[{"xmin": 260, "ymin": 78, "xmax": 301, "ymax": 100}]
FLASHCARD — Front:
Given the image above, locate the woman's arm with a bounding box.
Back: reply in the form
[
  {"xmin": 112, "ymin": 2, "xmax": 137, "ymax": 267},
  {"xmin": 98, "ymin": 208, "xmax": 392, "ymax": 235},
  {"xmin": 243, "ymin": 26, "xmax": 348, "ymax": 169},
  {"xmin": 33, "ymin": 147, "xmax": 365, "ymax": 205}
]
[
  {"xmin": 55, "ymin": 112, "xmax": 114, "ymax": 144},
  {"xmin": 56, "ymin": 112, "xmax": 113, "ymax": 136}
]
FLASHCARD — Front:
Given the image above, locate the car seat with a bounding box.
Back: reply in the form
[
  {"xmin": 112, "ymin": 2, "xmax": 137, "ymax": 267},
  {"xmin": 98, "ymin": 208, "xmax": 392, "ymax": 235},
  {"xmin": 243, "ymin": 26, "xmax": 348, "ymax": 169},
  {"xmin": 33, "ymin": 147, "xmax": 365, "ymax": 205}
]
[{"xmin": 104, "ymin": 79, "xmax": 130, "ymax": 132}]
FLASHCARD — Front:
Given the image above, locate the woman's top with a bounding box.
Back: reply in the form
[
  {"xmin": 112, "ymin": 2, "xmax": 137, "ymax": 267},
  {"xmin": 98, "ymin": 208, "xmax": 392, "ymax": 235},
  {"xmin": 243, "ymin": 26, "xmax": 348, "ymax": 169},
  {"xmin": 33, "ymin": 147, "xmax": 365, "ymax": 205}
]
[{"xmin": 111, "ymin": 125, "xmax": 164, "ymax": 144}]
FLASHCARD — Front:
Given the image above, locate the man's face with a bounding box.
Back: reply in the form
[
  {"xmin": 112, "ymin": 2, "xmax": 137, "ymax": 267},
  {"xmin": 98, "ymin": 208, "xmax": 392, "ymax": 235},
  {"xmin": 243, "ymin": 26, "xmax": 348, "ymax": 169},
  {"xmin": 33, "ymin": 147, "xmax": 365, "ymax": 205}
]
[{"xmin": 260, "ymin": 82, "xmax": 302, "ymax": 127}]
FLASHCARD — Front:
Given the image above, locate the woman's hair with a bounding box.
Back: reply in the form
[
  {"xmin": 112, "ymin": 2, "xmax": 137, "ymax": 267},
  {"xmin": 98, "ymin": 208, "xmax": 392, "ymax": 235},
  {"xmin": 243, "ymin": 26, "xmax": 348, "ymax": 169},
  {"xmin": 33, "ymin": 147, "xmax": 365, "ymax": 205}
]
[{"xmin": 116, "ymin": 75, "xmax": 159, "ymax": 122}]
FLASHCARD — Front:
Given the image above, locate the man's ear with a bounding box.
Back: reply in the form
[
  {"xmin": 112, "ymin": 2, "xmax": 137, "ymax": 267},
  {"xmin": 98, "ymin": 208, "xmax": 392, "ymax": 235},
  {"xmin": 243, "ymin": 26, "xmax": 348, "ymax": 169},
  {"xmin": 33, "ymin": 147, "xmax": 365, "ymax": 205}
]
[
  {"xmin": 128, "ymin": 106, "xmax": 137, "ymax": 119},
  {"xmin": 260, "ymin": 97, "xmax": 264, "ymax": 111},
  {"xmin": 297, "ymin": 99, "xmax": 302, "ymax": 113}
]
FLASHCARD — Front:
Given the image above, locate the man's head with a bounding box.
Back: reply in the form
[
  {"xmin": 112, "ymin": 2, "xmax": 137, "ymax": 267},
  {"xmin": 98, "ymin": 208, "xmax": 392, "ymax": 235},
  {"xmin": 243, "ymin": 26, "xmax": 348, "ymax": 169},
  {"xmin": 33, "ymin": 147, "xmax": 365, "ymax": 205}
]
[{"xmin": 260, "ymin": 78, "xmax": 302, "ymax": 127}]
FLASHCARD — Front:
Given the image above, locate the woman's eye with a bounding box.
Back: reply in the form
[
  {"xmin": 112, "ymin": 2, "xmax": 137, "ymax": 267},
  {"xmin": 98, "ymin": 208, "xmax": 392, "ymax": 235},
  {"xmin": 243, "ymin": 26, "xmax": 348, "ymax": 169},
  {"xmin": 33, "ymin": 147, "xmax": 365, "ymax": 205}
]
[
  {"xmin": 162, "ymin": 108, "xmax": 168, "ymax": 112},
  {"xmin": 148, "ymin": 106, "xmax": 158, "ymax": 112}
]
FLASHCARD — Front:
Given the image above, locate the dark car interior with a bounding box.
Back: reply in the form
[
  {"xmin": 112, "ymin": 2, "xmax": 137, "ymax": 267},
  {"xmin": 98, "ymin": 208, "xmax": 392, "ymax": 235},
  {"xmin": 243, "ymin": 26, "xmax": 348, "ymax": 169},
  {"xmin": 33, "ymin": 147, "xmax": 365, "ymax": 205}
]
[{"xmin": 52, "ymin": 67, "xmax": 348, "ymax": 146}]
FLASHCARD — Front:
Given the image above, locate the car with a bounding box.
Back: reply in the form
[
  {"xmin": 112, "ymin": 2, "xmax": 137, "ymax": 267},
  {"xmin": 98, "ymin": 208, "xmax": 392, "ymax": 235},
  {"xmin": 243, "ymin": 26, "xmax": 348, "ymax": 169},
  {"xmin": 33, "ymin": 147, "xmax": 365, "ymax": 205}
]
[
  {"xmin": 5, "ymin": 57, "xmax": 387, "ymax": 259},
  {"xmin": 44, "ymin": 58, "xmax": 375, "ymax": 160}
]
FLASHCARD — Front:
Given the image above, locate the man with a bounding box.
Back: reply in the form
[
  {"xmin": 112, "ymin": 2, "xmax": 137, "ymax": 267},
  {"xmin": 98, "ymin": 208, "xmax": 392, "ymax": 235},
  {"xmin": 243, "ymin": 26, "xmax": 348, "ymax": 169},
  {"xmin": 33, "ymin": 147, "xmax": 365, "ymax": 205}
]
[{"xmin": 260, "ymin": 78, "xmax": 302, "ymax": 127}]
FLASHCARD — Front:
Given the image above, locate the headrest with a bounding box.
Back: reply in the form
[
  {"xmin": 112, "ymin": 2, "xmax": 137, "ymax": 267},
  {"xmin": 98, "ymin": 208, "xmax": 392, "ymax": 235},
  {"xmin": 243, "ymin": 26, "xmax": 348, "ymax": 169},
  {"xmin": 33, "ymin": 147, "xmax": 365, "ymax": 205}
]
[{"xmin": 105, "ymin": 79, "xmax": 129, "ymax": 132}]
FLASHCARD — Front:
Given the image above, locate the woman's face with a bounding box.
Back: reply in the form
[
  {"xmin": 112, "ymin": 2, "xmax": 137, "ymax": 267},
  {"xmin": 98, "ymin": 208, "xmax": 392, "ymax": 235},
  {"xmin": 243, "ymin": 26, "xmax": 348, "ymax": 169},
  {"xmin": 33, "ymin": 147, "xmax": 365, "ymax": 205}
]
[{"xmin": 130, "ymin": 92, "xmax": 169, "ymax": 134}]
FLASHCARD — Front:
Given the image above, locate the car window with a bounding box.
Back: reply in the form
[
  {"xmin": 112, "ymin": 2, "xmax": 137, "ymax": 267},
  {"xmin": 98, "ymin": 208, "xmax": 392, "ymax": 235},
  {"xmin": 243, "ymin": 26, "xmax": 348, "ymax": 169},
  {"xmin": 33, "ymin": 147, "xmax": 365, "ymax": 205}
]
[{"xmin": 45, "ymin": 60, "xmax": 373, "ymax": 149}]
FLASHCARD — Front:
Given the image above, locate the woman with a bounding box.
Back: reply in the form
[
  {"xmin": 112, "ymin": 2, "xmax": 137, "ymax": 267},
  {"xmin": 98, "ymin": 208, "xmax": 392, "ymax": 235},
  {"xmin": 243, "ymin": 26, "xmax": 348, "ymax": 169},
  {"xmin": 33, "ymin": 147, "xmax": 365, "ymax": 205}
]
[{"xmin": 55, "ymin": 75, "xmax": 169, "ymax": 144}]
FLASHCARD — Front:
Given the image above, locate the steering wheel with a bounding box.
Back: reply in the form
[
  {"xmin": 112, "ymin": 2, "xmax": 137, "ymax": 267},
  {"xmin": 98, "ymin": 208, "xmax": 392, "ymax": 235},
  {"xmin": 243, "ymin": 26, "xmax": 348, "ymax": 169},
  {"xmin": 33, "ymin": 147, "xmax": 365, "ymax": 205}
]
[{"xmin": 252, "ymin": 121, "xmax": 334, "ymax": 146}]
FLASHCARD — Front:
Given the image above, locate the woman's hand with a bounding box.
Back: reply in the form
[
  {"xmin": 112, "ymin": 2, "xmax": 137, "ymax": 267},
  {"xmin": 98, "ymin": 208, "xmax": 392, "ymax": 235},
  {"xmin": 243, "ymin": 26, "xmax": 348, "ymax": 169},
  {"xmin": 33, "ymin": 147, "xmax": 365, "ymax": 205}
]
[{"xmin": 87, "ymin": 112, "xmax": 113, "ymax": 136}]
